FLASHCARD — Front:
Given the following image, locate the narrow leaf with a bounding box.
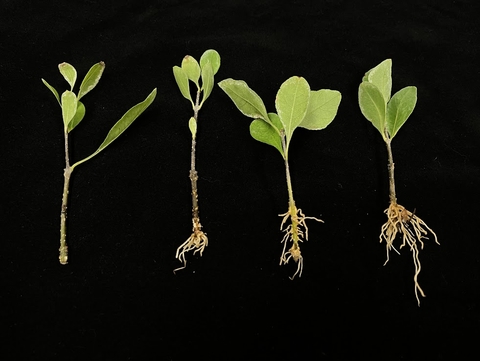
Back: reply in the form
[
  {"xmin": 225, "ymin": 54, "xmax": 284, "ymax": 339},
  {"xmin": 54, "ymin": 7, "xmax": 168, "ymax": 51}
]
[
  {"xmin": 364, "ymin": 59, "xmax": 392, "ymax": 103},
  {"xmin": 386, "ymin": 86, "xmax": 417, "ymax": 139},
  {"xmin": 182, "ymin": 55, "xmax": 201, "ymax": 87},
  {"xmin": 358, "ymin": 81, "xmax": 386, "ymax": 138},
  {"xmin": 300, "ymin": 89, "xmax": 341, "ymax": 130},
  {"xmin": 188, "ymin": 117, "xmax": 197, "ymax": 139},
  {"xmin": 61, "ymin": 91, "xmax": 78, "ymax": 130},
  {"xmin": 200, "ymin": 49, "xmax": 221, "ymax": 75},
  {"xmin": 250, "ymin": 118, "xmax": 284, "ymax": 158},
  {"xmin": 71, "ymin": 88, "xmax": 157, "ymax": 169},
  {"xmin": 67, "ymin": 101, "xmax": 86, "ymax": 132},
  {"xmin": 41, "ymin": 78, "xmax": 61, "ymax": 106},
  {"xmin": 58, "ymin": 62, "xmax": 77, "ymax": 91},
  {"xmin": 78, "ymin": 62, "xmax": 105, "ymax": 100},
  {"xmin": 275, "ymin": 76, "xmax": 310, "ymax": 143},
  {"xmin": 200, "ymin": 61, "xmax": 214, "ymax": 106},
  {"xmin": 173, "ymin": 66, "xmax": 193, "ymax": 105},
  {"xmin": 218, "ymin": 79, "xmax": 270, "ymax": 122}
]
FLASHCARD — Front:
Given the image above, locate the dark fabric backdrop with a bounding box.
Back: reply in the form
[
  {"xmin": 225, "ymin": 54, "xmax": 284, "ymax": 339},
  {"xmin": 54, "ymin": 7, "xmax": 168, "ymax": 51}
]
[{"xmin": 1, "ymin": 0, "xmax": 479, "ymax": 359}]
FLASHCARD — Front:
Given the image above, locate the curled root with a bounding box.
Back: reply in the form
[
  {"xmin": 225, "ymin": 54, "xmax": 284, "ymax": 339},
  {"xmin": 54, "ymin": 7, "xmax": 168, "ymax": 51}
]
[
  {"xmin": 380, "ymin": 203, "xmax": 439, "ymax": 306},
  {"xmin": 174, "ymin": 218, "xmax": 208, "ymax": 273},
  {"xmin": 279, "ymin": 207, "xmax": 323, "ymax": 280}
]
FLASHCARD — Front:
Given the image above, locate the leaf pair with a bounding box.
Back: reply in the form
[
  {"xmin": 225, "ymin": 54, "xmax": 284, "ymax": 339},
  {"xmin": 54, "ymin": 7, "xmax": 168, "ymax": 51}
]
[
  {"xmin": 218, "ymin": 77, "xmax": 341, "ymax": 158},
  {"xmin": 173, "ymin": 49, "xmax": 221, "ymax": 110},
  {"xmin": 358, "ymin": 59, "xmax": 417, "ymax": 141}
]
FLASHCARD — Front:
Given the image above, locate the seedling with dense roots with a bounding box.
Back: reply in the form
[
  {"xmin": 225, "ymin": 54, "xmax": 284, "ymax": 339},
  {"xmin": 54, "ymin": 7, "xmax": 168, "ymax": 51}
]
[
  {"xmin": 219, "ymin": 76, "xmax": 341, "ymax": 279},
  {"xmin": 358, "ymin": 59, "xmax": 439, "ymax": 305},
  {"xmin": 172, "ymin": 50, "xmax": 221, "ymax": 272},
  {"xmin": 42, "ymin": 62, "xmax": 156, "ymax": 264}
]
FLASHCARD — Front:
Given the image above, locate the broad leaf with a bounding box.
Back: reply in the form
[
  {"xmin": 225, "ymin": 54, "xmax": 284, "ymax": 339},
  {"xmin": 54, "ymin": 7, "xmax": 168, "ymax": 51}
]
[
  {"xmin": 78, "ymin": 62, "xmax": 105, "ymax": 100},
  {"xmin": 300, "ymin": 89, "xmax": 341, "ymax": 130},
  {"xmin": 67, "ymin": 101, "xmax": 86, "ymax": 132},
  {"xmin": 61, "ymin": 91, "xmax": 78, "ymax": 130},
  {"xmin": 58, "ymin": 63, "xmax": 77, "ymax": 91},
  {"xmin": 72, "ymin": 88, "xmax": 157, "ymax": 169},
  {"xmin": 182, "ymin": 55, "xmax": 201, "ymax": 87},
  {"xmin": 41, "ymin": 78, "xmax": 61, "ymax": 106},
  {"xmin": 200, "ymin": 49, "xmax": 221, "ymax": 75},
  {"xmin": 200, "ymin": 61, "xmax": 214, "ymax": 106},
  {"xmin": 358, "ymin": 81, "xmax": 386, "ymax": 139},
  {"xmin": 275, "ymin": 76, "xmax": 310, "ymax": 144},
  {"xmin": 218, "ymin": 79, "xmax": 270, "ymax": 122},
  {"xmin": 250, "ymin": 117, "xmax": 284, "ymax": 158},
  {"xmin": 188, "ymin": 117, "xmax": 197, "ymax": 138},
  {"xmin": 173, "ymin": 66, "xmax": 193, "ymax": 105},
  {"xmin": 363, "ymin": 59, "xmax": 392, "ymax": 103},
  {"xmin": 386, "ymin": 86, "xmax": 417, "ymax": 139}
]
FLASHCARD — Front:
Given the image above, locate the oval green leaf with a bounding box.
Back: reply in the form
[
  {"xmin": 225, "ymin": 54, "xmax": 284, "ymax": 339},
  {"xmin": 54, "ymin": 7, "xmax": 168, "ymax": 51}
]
[
  {"xmin": 218, "ymin": 79, "xmax": 270, "ymax": 122},
  {"xmin": 173, "ymin": 66, "xmax": 193, "ymax": 106},
  {"xmin": 58, "ymin": 62, "xmax": 77, "ymax": 91},
  {"xmin": 358, "ymin": 81, "xmax": 386, "ymax": 139},
  {"xmin": 200, "ymin": 61, "xmax": 214, "ymax": 107},
  {"xmin": 363, "ymin": 59, "xmax": 392, "ymax": 103},
  {"xmin": 275, "ymin": 76, "xmax": 310, "ymax": 144},
  {"xmin": 72, "ymin": 88, "xmax": 157, "ymax": 169},
  {"xmin": 41, "ymin": 78, "xmax": 61, "ymax": 106},
  {"xmin": 250, "ymin": 118, "xmax": 284, "ymax": 158},
  {"xmin": 78, "ymin": 62, "xmax": 105, "ymax": 100},
  {"xmin": 200, "ymin": 49, "xmax": 221, "ymax": 75},
  {"xmin": 300, "ymin": 89, "xmax": 341, "ymax": 130},
  {"xmin": 61, "ymin": 91, "xmax": 78, "ymax": 130},
  {"xmin": 188, "ymin": 117, "xmax": 197, "ymax": 139},
  {"xmin": 67, "ymin": 101, "xmax": 86, "ymax": 133},
  {"xmin": 182, "ymin": 55, "xmax": 201, "ymax": 87},
  {"xmin": 386, "ymin": 86, "xmax": 417, "ymax": 139}
]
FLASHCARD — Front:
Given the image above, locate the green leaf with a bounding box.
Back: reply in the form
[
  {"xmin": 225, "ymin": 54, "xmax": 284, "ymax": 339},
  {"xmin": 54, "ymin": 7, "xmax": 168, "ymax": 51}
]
[
  {"xmin": 363, "ymin": 59, "xmax": 392, "ymax": 103},
  {"xmin": 78, "ymin": 62, "xmax": 105, "ymax": 100},
  {"xmin": 275, "ymin": 76, "xmax": 310, "ymax": 144},
  {"xmin": 67, "ymin": 101, "xmax": 86, "ymax": 133},
  {"xmin": 386, "ymin": 86, "xmax": 417, "ymax": 139},
  {"xmin": 218, "ymin": 79, "xmax": 270, "ymax": 123},
  {"xmin": 173, "ymin": 66, "xmax": 193, "ymax": 105},
  {"xmin": 61, "ymin": 91, "xmax": 78, "ymax": 130},
  {"xmin": 188, "ymin": 117, "xmax": 197, "ymax": 139},
  {"xmin": 358, "ymin": 81, "xmax": 386, "ymax": 139},
  {"xmin": 58, "ymin": 62, "xmax": 77, "ymax": 91},
  {"xmin": 300, "ymin": 89, "xmax": 341, "ymax": 130},
  {"xmin": 200, "ymin": 49, "xmax": 221, "ymax": 75},
  {"xmin": 250, "ymin": 117, "xmax": 284, "ymax": 158},
  {"xmin": 200, "ymin": 61, "xmax": 214, "ymax": 106},
  {"xmin": 41, "ymin": 78, "xmax": 61, "ymax": 106},
  {"xmin": 182, "ymin": 55, "xmax": 201, "ymax": 87},
  {"xmin": 71, "ymin": 88, "xmax": 157, "ymax": 169}
]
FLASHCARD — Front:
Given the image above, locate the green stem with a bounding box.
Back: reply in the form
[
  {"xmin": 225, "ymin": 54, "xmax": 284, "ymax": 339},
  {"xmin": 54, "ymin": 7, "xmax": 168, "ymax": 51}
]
[
  {"xmin": 281, "ymin": 134, "xmax": 299, "ymax": 246},
  {"xmin": 190, "ymin": 89, "xmax": 201, "ymax": 227},
  {"xmin": 385, "ymin": 135, "xmax": 397, "ymax": 205},
  {"xmin": 59, "ymin": 130, "xmax": 72, "ymax": 265}
]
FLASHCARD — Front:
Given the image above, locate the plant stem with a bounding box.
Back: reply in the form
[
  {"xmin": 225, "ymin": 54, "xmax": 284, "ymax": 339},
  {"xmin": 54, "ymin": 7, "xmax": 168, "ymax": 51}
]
[
  {"xmin": 281, "ymin": 135, "xmax": 299, "ymax": 245},
  {"xmin": 59, "ymin": 130, "xmax": 72, "ymax": 265},
  {"xmin": 190, "ymin": 90, "xmax": 201, "ymax": 227},
  {"xmin": 385, "ymin": 135, "xmax": 397, "ymax": 205}
]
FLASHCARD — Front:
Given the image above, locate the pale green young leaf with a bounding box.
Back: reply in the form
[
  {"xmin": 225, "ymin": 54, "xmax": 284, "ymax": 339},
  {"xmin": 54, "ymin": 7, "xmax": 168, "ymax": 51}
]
[
  {"xmin": 200, "ymin": 49, "xmax": 221, "ymax": 75},
  {"xmin": 61, "ymin": 91, "xmax": 78, "ymax": 130},
  {"xmin": 386, "ymin": 86, "xmax": 417, "ymax": 139},
  {"xmin": 173, "ymin": 66, "xmax": 193, "ymax": 105},
  {"xmin": 67, "ymin": 101, "xmax": 86, "ymax": 133},
  {"xmin": 188, "ymin": 117, "xmax": 197, "ymax": 139},
  {"xmin": 275, "ymin": 76, "xmax": 310, "ymax": 143},
  {"xmin": 182, "ymin": 55, "xmax": 201, "ymax": 87},
  {"xmin": 41, "ymin": 78, "xmax": 61, "ymax": 106},
  {"xmin": 200, "ymin": 61, "xmax": 214, "ymax": 107},
  {"xmin": 78, "ymin": 62, "xmax": 105, "ymax": 100},
  {"xmin": 299, "ymin": 89, "xmax": 341, "ymax": 130},
  {"xmin": 58, "ymin": 62, "xmax": 77, "ymax": 91},
  {"xmin": 363, "ymin": 59, "xmax": 392, "ymax": 103},
  {"xmin": 358, "ymin": 82, "xmax": 386, "ymax": 138},
  {"xmin": 250, "ymin": 118, "xmax": 284, "ymax": 158},
  {"xmin": 71, "ymin": 88, "xmax": 157, "ymax": 169},
  {"xmin": 218, "ymin": 79, "xmax": 270, "ymax": 122}
]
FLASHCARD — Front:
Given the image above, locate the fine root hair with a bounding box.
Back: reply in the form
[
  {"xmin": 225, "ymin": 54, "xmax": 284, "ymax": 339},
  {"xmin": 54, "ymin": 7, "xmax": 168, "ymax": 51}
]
[{"xmin": 174, "ymin": 218, "xmax": 208, "ymax": 273}]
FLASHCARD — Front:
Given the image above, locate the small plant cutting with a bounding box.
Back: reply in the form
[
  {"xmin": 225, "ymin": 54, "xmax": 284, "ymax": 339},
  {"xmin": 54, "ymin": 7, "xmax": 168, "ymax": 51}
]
[
  {"xmin": 219, "ymin": 76, "xmax": 341, "ymax": 279},
  {"xmin": 42, "ymin": 62, "xmax": 157, "ymax": 264},
  {"xmin": 358, "ymin": 59, "xmax": 439, "ymax": 305},
  {"xmin": 172, "ymin": 49, "xmax": 221, "ymax": 271}
]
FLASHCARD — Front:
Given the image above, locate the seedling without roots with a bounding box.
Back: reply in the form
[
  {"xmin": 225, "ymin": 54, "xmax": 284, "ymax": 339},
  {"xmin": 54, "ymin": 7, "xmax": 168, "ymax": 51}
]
[
  {"xmin": 219, "ymin": 76, "xmax": 341, "ymax": 279},
  {"xmin": 42, "ymin": 62, "xmax": 157, "ymax": 264},
  {"xmin": 172, "ymin": 50, "xmax": 221, "ymax": 272},
  {"xmin": 358, "ymin": 59, "xmax": 439, "ymax": 305}
]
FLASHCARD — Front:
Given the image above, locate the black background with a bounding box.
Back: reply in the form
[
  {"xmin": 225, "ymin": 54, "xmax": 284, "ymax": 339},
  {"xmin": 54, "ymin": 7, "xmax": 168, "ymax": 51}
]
[{"xmin": 2, "ymin": 0, "xmax": 479, "ymax": 359}]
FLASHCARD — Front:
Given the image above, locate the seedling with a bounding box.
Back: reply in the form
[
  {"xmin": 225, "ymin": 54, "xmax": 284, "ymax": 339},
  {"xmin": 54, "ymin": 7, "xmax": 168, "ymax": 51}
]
[
  {"xmin": 358, "ymin": 59, "xmax": 439, "ymax": 305},
  {"xmin": 172, "ymin": 50, "xmax": 221, "ymax": 271},
  {"xmin": 219, "ymin": 76, "xmax": 341, "ymax": 279},
  {"xmin": 42, "ymin": 62, "xmax": 157, "ymax": 264}
]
